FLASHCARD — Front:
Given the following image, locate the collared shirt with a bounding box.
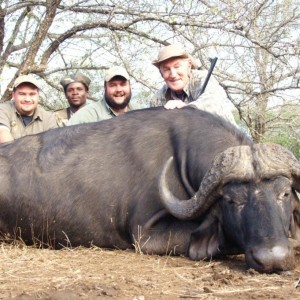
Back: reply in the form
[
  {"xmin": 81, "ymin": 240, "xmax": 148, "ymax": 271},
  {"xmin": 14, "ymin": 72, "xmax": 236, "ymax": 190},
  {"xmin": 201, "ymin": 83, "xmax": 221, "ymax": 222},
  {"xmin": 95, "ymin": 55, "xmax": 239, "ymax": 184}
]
[
  {"xmin": 0, "ymin": 101, "xmax": 58, "ymax": 140},
  {"xmin": 150, "ymin": 69, "xmax": 237, "ymax": 125},
  {"xmin": 67, "ymin": 98, "xmax": 143, "ymax": 126}
]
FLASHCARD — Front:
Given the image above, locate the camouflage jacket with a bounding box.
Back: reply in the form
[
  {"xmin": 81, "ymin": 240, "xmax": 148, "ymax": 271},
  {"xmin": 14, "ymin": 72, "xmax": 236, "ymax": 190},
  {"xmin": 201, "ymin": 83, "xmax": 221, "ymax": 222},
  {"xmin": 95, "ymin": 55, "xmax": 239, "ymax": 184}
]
[{"xmin": 150, "ymin": 69, "xmax": 236, "ymax": 125}]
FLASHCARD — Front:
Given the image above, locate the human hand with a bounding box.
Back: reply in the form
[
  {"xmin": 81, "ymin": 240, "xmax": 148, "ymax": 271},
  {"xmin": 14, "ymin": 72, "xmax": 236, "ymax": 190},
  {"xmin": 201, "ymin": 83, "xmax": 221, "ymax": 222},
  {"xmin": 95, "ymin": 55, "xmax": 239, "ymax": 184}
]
[{"xmin": 164, "ymin": 100, "xmax": 187, "ymax": 110}]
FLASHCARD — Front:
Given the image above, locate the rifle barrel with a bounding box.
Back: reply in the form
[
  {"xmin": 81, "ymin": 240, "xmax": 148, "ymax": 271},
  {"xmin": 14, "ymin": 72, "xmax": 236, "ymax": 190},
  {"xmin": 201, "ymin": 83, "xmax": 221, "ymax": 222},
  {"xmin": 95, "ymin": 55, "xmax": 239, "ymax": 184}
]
[{"xmin": 199, "ymin": 57, "xmax": 218, "ymax": 95}]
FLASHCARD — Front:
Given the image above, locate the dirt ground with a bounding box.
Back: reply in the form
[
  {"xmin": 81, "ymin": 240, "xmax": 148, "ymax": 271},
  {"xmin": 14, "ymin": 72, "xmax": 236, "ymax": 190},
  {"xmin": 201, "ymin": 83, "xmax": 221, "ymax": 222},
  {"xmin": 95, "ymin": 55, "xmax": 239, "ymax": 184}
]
[{"xmin": 1, "ymin": 244, "xmax": 300, "ymax": 300}]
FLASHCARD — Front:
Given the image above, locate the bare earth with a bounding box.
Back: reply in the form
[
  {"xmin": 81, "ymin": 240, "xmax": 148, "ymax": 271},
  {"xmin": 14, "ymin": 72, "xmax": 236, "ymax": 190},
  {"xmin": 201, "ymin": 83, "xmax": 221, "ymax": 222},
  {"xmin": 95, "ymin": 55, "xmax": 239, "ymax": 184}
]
[{"xmin": 1, "ymin": 244, "xmax": 300, "ymax": 300}]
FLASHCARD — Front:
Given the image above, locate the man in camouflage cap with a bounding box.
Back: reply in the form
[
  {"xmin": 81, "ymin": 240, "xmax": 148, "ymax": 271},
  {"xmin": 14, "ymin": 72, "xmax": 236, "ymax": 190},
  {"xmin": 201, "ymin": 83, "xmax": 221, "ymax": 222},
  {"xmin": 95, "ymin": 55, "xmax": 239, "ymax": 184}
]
[{"xmin": 56, "ymin": 73, "xmax": 91, "ymax": 126}]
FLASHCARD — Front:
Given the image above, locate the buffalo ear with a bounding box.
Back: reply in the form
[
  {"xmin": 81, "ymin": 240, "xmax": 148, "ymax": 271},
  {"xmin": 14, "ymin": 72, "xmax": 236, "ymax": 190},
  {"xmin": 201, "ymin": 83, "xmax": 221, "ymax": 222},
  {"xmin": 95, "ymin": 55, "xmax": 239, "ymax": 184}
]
[
  {"xmin": 188, "ymin": 206, "xmax": 224, "ymax": 260},
  {"xmin": 290, "ymin": 193, "xmax": 300, "ymax": 242}
]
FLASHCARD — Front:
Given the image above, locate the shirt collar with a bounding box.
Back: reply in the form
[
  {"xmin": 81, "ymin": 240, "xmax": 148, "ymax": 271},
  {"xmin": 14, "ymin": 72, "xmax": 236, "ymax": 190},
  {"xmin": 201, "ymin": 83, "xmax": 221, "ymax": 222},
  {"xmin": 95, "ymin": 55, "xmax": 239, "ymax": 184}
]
[
  {"xmin": 164, "ymin": 72, "xmax": 193, "ymax": 99},
  {"xmin": 103, "ymin": 100, "xmax": 118, "ymax": 117},
  {"xmin": 13, "ymin": 103, "xmax": 42, "ymax": 120}
]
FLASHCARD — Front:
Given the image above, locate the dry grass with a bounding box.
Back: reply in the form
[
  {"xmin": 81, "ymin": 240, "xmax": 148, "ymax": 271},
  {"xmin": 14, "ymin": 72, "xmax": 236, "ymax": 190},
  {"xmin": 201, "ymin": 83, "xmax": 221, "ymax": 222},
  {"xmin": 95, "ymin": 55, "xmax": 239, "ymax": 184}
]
[{"xmin": 1, "ymin": 243, "xmax": 300, "ymax": 299}]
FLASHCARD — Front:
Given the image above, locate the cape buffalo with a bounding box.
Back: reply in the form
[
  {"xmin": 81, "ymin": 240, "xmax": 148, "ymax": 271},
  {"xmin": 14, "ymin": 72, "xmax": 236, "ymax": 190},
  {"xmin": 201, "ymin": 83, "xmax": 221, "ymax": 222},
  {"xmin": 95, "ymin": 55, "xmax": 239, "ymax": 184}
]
[{"xmin": 0, "ymin": 107, "xmax": 299, "ymax": 273}]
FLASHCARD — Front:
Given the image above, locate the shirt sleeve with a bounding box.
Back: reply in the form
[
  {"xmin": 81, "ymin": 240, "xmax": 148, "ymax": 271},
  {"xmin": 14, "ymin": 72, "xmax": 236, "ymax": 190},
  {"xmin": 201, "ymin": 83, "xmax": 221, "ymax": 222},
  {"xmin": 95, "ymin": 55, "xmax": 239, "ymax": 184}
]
[
  {"xmin": 149, "ymin": 88, "xmax": 167, "ymax": 107},
  {"xmin": 0, "ymin": 125, "xmax": 10, "ymax": 131},
  {"xmin": 67, "ymin": 106, "xmax": 97, "ymax": 126},
  {"xmin": 130, "ymin": 101, "xmax": 146, "ymax": 110},
  {"xmin": 0, "ymin": 104, "xmax": 13, "ymax": 130},
  {"xmin": 43, "ymin": 111, "xmax": 59, "ymax": 130},
  {"xmin": 188, "ymin": 74, "xmax": 237, "ymax": 125},
  {"xmin": 149, "ymin": 94, "xmax": 160, "ymax": 107}
]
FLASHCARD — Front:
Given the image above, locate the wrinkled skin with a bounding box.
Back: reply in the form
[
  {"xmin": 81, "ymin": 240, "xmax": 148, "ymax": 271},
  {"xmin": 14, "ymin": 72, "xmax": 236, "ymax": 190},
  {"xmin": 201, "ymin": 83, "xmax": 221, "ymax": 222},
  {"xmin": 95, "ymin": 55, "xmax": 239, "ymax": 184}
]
[
  {"xmin": 0, "ymin": 107, "xmax": 245, "ymax": 253},
  {"xmin": 1, "ymin": 107, "xmax": 299, "ymax": 274},
  {"xmin": 187, "ymin": 176, "xmax": 300, "ymax": 273}
]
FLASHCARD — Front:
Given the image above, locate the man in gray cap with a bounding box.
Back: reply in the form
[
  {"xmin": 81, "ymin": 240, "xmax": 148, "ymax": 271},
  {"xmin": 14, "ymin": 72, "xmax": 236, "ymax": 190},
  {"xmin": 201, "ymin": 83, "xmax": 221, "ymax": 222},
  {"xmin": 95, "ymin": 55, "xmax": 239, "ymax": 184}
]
[
  {"xmin": 0, "ymin": 74, "xmax": 58, "ymax": 144},
  {"xmin": 56, "ymin": 73, "xmax": 91, "ymax": 126},
  {"xmin": 67, "ymin": 66, "xmax": 142, "ymax": 125},
  {"xmin": 150, "ymin": 44, "xmax": 236, "ymax": 125}
]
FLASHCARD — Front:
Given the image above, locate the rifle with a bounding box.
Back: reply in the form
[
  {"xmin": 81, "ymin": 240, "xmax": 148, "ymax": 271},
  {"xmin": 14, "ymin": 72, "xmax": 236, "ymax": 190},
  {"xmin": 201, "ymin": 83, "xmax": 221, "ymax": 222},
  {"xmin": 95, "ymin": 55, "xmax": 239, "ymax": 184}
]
[{"xmin": 199, "ymin": 57, "xmax": 218, "ymax": 95}]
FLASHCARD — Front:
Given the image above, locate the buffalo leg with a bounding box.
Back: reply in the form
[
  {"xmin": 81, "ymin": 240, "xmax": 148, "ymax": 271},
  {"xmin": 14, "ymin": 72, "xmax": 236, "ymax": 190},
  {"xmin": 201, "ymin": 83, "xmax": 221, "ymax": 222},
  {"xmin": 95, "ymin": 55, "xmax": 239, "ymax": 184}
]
[{"xmin": 132, "ymin": 219, "xmax": 199, "ymax": 256}]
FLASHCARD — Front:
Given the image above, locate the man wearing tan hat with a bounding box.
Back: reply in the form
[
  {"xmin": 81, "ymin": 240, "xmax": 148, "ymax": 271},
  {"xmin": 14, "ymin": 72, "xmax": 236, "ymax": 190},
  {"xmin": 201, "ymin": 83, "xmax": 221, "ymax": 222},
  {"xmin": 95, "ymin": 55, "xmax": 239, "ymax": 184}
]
[
  {"xmin": 150, "ymin": 44, "xmax": 236, "ymax": 124},
  {"xmin": 67, "ymin": 66, "xmax": 142, "ymax": 125},
  {"xmin": 56, "ymin": 73, "xmax": 91, "ymax": 126},
  {"xmin": 0, "ymin": 74, "xmax": 58, "ymax": 144}
]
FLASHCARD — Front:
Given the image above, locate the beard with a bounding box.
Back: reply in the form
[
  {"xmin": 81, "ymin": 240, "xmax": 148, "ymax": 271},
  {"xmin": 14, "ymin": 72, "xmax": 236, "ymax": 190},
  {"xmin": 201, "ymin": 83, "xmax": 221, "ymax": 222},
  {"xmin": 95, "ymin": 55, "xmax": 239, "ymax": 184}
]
[{"xmin": 105, "ymin": 90, "xmax": 131, "ymax": 110}]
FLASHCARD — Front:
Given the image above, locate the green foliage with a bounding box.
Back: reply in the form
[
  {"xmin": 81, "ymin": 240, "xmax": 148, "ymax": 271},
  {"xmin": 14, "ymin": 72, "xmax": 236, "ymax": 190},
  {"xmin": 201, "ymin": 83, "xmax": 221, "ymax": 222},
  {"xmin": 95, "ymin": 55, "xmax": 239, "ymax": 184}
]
[
  {"xmin": 261, "ymin": 104, "xmax": 300, "ymax": 159},
  {"xmin": 264, "ymin": 133, "xmax": 300, "ymax": 160}
]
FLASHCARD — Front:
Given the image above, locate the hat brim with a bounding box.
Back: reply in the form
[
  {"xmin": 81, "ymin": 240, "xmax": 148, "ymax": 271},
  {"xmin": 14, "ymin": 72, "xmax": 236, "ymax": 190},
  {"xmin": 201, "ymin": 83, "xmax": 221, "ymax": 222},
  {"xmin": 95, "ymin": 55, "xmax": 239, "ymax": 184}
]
[
  {"xmin": 13, "ymin": 80, "xmax": 40, "ymax": 89},
  {"xmin": 152, "ymin": 53, "xmax": 190, "ymax": 68},
  {"xmin": 105, "ymin": 74, "xmax": 130, "ymax": 82}
]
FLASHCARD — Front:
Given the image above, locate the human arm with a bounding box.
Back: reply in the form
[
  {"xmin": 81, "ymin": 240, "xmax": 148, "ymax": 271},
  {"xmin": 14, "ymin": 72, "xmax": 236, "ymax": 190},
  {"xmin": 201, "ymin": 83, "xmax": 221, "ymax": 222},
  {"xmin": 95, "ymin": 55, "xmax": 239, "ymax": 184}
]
[
  {"xmin": 0, "ymin": 103, "xmax": 14, "ymax": 143},
  {"xmin": 0, "ymin": 126, "xmax": 14, "ymax": 144},
  {"xmin": 67, "ymin": 102, "xmax": 108, "ymax": 125},
  {"xmin": 44, "ymin": 111, "xmax": 59, "ymax": 130},
  {"xmin": 67, "ymin": 106, "xmax": 92, "ymax": 125},
  {"xmin": 187, "ymin": 74, "xmax": 237, "ymax": 125},
  {"xmin": 148, "ymin": 87, "xmax": 168, "ymax": 108}
]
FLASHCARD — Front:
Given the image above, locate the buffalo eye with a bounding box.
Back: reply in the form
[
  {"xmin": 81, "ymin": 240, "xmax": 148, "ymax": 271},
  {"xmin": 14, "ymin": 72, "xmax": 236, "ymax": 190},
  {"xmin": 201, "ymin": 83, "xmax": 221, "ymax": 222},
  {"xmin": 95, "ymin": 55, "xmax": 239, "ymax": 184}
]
[{"xmin": 279, "ymin": 189, "xmax": 291, "ymax": 200}]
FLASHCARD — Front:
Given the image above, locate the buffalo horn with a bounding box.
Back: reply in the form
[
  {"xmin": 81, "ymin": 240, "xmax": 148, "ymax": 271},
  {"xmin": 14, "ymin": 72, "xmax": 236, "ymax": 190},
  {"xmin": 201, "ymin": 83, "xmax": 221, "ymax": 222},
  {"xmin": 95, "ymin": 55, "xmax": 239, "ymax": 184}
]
[
  {"xmin": 253, "ymin": 143, "xmax": 300, "ymax": 192},
  {"xmin": 159, "ymin": 146, "xmax": 255, "ymax": 220},
  {"xmin": 159, "ymin": 143, "xmax": 300, "ymax": 220}
]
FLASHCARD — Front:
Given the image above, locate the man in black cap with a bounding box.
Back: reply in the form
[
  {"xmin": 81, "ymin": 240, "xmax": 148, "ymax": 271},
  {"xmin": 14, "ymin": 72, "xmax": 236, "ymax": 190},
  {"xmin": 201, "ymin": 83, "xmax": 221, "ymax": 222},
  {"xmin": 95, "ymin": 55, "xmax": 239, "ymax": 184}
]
[{"xmin": 56, "ymin": 73, "xmax": 91, "ymax": 126}]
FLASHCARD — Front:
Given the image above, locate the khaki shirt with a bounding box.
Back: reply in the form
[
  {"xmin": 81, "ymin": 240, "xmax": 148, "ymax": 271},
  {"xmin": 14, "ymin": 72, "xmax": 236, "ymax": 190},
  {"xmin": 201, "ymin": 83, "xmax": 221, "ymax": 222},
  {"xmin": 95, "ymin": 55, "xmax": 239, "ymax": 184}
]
[
  {"xmin": 0, "ymin": 101, "xmax": 58, "ymax": 140},
  {"xmin": 150, "ymin": 69, "xmax": 237, "ymax": 125},
  {"xmin": 55, "ymin": 107, "xmax": 72, "ymax": 127},
  {"xmin": 67, "ymin": 98, "xmax": 143, "ymax": 126}
]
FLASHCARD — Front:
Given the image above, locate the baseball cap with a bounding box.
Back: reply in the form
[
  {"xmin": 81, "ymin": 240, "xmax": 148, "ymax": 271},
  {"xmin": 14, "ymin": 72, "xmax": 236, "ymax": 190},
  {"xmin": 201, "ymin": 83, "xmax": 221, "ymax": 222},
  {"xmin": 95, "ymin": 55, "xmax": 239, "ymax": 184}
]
[
  {"xmin": 13, "ymin": 74, "xmax": 40, "ymax": 89},
  {"xmin": 152, "ymin": 44, "xmax": 196, "ymax": 68},
  {"xmin": 105, "ymin": 66, "xmax": 130, "ymax": 82},
  {"xmin": 60, "ymin": 73, "xmax": 91, "ymax": 90}
]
